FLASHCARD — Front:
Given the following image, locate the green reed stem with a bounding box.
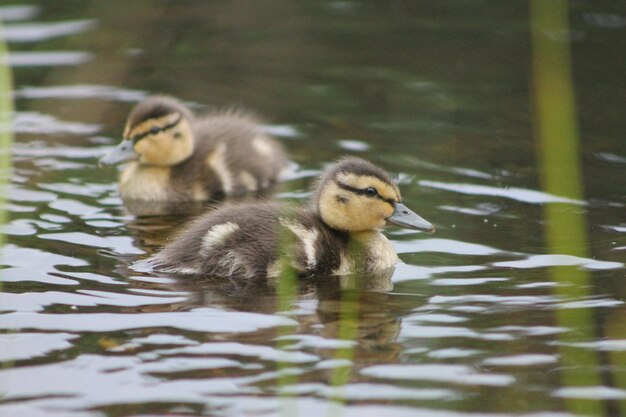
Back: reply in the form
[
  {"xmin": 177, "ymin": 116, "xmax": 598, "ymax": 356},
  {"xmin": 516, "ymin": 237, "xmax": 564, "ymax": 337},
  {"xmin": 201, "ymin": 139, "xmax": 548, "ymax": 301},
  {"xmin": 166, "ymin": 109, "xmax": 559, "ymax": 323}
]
[
  {"xmin": 327, "ymin": 285, "xmax": 358, "ymax": 417},
  {"xmin": 0, "ymin": 10, "xmax": 15, "ymax": 281},
  {"xmin": 274, "ymin": 211, "xmax": 300, "ymax": 417},
  {"xmin": 326, "ymin": 239, "xmax": 365, "ymax": 417},
  {"xmin": 530, "ymin": 1, "xmax": 602, "ymax": 415},
  {"xmin": 0, "ymin": 10, "xmax": 15, "ymax": 381}
]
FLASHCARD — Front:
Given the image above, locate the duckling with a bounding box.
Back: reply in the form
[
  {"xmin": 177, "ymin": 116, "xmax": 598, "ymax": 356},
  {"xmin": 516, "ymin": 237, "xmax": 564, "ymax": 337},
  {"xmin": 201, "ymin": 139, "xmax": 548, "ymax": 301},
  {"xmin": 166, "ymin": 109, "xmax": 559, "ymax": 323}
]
[
  {"xmin": 99, "ymin": 95, "xmax": 287, "ymax": 202},
  {"xmin": 148, "ymin": 157, "xmax": 434, "ymax": 281}
]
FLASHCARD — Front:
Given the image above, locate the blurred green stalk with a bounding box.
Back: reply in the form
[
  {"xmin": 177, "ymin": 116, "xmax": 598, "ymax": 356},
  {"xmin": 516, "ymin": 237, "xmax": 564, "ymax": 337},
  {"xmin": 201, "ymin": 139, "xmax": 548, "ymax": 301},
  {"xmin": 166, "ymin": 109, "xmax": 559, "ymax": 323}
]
[
  {"xmin": 327, "ymin": 285, "xmax": 358, "ymax": 417},
  {"xmin": 274, "ymin": 217, "xmax": 300, "ymax": 417},
  {"xmin": 0, "ymin": 14, "xmax": 15, "ymax": 276},
  {"xmin": 0, "ymin": 11, "xmax": 15, "ymax": 378},
  {"xmin": 530, "ymin": 0, "xmax": 602, "ymax": 415}
]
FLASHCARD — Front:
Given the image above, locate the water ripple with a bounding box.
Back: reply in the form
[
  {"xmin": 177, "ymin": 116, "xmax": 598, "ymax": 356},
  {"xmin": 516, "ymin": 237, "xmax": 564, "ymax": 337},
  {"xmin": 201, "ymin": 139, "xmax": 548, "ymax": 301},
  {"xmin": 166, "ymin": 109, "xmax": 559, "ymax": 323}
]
[
  {"xmin": 338, "ymin": 139, "xmax": 370, "ymax": 151},
  {"xmin": 12, "ymin": 111, "xmax": 100, "ymax": 134},
  {"xmin": 12, "ymin": 142, "xmax": 106, "ymax": 158},
  {"xmin": 2, "ymin": 219, "xmax": 39, "ymax": 236},
  {"xmin": 393, "ymin": 263, "xmax": 487, "ymax": 283},
  {"xmin": 276, "ymin": 334, "xmax": 357, "ymax": 350},
  {"xmin": 395, "ymin": 238, "xmax": 516, "ymax": 256},
  {"xmin": 407, "ymin": 157, "xmax": 499, "ymax": 180},
  {"xmin": 491, "ymin": 325, "xmax": 568, "ymax": 337},
  {"xmin": 129, "ymin": 334, "xmax": 198, "ymax": 346},
  {"xmin": 361, "ymin": 364, "xmax": 515, "ymax": 386},
  {"xmin": 262, "ymin": 124, "xmax": 301, "ymax": 138},
  {"xmin": 584, "ymin": 14, "xmax": 626, "ymax": 29},
  {"xmin": 0, "ymin": 354, "xmax": 248, "ymax": 407},
  {"xmin": 285, "ymin": 382, "xmax": 458, "ymax": 401},
  {"xmin": 1, "ymin": 244, "xmax": 87, "ymax": 285},
  {"xmin": 420, "ymin": 180, "xmax": 583, "ymax": 205},
  {"xmin": 47, "ymin": 199, "xmax": 103, "ymax": 216},
  {"xmin": 482, "ymin": 354, "xmax": 559, "ymax": 367},
  {"xmin": 557, "ymin": 298, "xmax": 623, "ymax": 309},
  {"xmin": 427, "ymin": 348, "xmax": 482, "ymax": 359},
  {"xmin": 17, "ymin": 84, "xmax": 147, "ymax": 102},
  {"xmin": 60, "ymin": 271, "xmax": 125, "ymax": 286},
  {"xmin": 4, "ymin": 20, "xmax": 95, "ymax": 43},
  {"xmin": 139, "ymin": 357, "xmax": 253, "ymax": 374},
  {"xmin": 0, "ymin": 309, "xmax": 296, "ymax": 333},
  {"xmin": 406, "ymin": 313, "xmax": 468, "ymax": 324},
  {"xmin": 493, "ymin": 254, "xmax": 624, "ymax": 270},
  {"xmin": 0, "ymin": 5, "xmax": 39, "ymax": 21},
  {"xmin": 0, "ymin": 332, "xmax": 77, "ymax": 362},
  {"xmin": 0, "ymin": 290, "xmax": 186, "ymax": 313},
  {"xmin": 429, "ymin": 294, "xmax": 556, "ymax": 307},
  {"xmin": 39, "ymin": 232, "xmax": 144, "ymax": 255},
  {"xmin": 9, "ymin": 186, "xmax": 57, "ymax": 203},
  {"xmin": 553, "ymin": 386, "xmax": 626, "ymax": 400},
  {"xmin": 39, "ymin": 182, "xmax": 112, "ymax": 198},
  {"xmin": 431, "ymin": 277, "xmax": 508, "ymax": 286},
  {"xmin": 5, "ymin": 51, "xmax": 92, "ymax": 67},
  {"xmin": 152, "ymin": 342, "xmax": 318, "ymax": 364},
  {"xmin": 559, "ymin": 340, "xmax": 626, "ymax": 351},
  {"xmin": 401, "ymin": 324, "xmax": 514, "ymax": 341}
]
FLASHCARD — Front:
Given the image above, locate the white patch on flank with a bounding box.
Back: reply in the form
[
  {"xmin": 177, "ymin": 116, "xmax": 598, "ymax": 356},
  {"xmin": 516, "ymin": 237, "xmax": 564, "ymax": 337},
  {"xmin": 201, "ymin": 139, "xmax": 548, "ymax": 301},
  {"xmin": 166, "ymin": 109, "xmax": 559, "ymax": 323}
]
[
  {"xmin": 192, "ymin": 183, "xmax": 209, "ymax": 201},
  {"xmin": 166, "ymin": 266, "xmax": 201, "ymax": 275},
  {"xmin": 266, "ymin": 259, "xmax": 283, "ymax": 278},
  {"xmin": 239, "ymin": 171, "xmax": 258, "ymax": 191},
  {"xmin": 201, "ymin": 222, "xmax": 240, "ymax": 254},
  {"xmin": 332, "ymin": 251, "xmax": 352, "ymax": 276},
  {"xmin": 284, "ymin": 222, "xmax": 319, "ymax": 269},
  {"xmin": 207, "ymin": 143, "xmax": 233, "ymax": 193},
  {"xmin": 252, "ymin": 136, "xmax": 274, "ymax": 157},
  {"xmin": 215, "ymin": 251, "xmax": 253, "ymax": 278}
]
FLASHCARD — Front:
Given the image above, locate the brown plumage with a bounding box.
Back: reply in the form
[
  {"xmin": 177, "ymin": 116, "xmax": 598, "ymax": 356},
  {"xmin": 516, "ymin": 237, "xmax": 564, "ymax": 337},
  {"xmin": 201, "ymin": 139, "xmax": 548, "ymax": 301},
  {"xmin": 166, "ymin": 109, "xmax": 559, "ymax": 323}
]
[
  {"xmin": 99, "ymin": 96, "xmax": 287, "ymax": 202},
  {"xmin": 147, "ymin": 157, "xmax": 435, "ymax": 283}
]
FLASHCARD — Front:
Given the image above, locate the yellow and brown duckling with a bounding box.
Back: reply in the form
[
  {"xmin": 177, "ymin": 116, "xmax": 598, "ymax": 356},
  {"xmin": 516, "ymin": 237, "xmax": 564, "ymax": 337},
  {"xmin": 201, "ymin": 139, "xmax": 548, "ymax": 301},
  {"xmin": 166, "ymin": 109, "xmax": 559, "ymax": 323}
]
[
  {"xmin": 148, "ymin": 157, "xmax": 435, "ymax": 281},
  {"xmin": 99, "ymin": 95, "xmax": 287, "ymax": 202}
]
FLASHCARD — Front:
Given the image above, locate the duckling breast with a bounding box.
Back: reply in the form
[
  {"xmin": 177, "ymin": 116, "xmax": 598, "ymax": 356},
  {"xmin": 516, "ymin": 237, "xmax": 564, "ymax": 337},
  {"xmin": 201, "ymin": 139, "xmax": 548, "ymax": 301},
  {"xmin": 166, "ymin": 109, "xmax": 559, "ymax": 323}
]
[
  {"xmin": 352, "ymin": 231, "xmax": 399, "ymax": 271},
  {"xmin": 120, "ymin": 163, "xmax": 172, "ymax": 201}
]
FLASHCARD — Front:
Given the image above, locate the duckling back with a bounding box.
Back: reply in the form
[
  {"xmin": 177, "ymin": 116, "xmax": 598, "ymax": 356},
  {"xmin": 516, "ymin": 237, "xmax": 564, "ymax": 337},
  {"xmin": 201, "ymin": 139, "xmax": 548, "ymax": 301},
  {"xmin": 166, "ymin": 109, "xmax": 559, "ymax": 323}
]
[
  {"xmin": 149, "ymin": 201, "xmax": 350, "ymax": 281},
  {"xmin": 147, "ymin": 157, "xmax": 435, "ymax": 282},
  {"xmin": 181, "ymin": 112, "xmax": 287, "ymax": 198},
  {"xmin": 101, "ymin": 96, "xmax": 287, "ymax": 202}
]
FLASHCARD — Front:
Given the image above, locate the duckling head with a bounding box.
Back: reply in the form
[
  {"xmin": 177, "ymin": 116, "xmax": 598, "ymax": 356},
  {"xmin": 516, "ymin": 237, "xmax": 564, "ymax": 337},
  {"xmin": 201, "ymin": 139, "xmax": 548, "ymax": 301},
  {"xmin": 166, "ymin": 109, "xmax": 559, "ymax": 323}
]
[
  {"xmin": 316, "ymin": 157, "xmax": 435, "ymax": 233},
  {"xmin": 99, "ymin": 96, "xmax": 195, "ymax": 167}
]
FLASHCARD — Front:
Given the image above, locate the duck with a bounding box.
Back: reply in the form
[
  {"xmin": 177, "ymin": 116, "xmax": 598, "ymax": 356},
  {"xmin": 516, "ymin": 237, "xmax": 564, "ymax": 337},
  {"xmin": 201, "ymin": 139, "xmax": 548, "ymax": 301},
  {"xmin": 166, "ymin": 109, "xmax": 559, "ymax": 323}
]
[
  {"xmin": 147, "ymin": 157, "xmax": 435, "ymax": 282},
  {"xmin": 99, "ymin": 95, "xmax": 287, "ymax": 202}
]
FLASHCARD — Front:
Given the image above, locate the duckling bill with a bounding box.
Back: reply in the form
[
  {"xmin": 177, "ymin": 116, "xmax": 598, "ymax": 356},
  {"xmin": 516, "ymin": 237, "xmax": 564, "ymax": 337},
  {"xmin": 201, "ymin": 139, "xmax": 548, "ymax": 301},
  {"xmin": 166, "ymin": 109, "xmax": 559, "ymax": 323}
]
[
  {"xmin": 100, "ymin": 95, "xmax": 287, "ymax": 202},
  {"xmin": 148, "ymin": 157, "xmax": 434, "ymax": 281}
]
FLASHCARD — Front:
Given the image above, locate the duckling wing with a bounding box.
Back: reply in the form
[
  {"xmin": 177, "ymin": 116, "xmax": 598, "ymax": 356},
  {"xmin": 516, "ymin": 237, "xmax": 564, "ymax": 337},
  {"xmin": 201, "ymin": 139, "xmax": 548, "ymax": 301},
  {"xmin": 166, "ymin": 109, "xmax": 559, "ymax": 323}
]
[
  {"xmin": 190, "ymin": 114, "xmax": 287, "ymax": 196},
  {"xmin": 150, "ymin": 202, "xmax": 283, "ymax": 280}
]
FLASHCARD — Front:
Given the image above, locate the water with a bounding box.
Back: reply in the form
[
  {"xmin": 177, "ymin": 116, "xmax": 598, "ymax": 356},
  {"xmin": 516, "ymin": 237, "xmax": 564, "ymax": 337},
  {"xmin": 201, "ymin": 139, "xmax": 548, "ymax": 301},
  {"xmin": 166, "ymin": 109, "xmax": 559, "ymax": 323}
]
[{"xmin": 1, "ymin": 1, "xmax": 625, "ymax": 416}]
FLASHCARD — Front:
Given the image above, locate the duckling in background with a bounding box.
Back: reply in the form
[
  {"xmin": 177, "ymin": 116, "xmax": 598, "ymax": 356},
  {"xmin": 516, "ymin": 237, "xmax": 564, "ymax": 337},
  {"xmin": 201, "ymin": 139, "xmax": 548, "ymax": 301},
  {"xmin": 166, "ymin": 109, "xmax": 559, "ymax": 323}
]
[
  {"xmin": 148, "ymin": 157, "xmax": 434, "ymax": 281},
  {"xmin": 99, "ymin": 96, "xmax": 287, "ymax": 202}
]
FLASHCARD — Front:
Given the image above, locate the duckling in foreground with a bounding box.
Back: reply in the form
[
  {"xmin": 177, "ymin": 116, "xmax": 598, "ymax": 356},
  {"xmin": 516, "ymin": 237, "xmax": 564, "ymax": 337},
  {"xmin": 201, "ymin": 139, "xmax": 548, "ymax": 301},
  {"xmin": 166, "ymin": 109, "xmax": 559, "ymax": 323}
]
[
  {"xmin": 99, "ymin": 96, "xmax": 287, "ymax": 202},
  {"xmin": 148, "ymin": 157, "xmax": 435, "ymax": 281}
]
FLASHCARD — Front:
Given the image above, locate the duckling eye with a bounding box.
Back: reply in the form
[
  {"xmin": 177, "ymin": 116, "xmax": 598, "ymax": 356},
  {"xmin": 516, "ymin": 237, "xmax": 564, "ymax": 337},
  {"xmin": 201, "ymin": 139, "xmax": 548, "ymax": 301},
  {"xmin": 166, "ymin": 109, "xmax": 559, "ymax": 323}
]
[
  {"xmin": 149, "ymin": 126, "xmax": 161, "ymax": 135},
  {"xmin": 364, "ymin": 187, "xmax": 378, "ymax": 197}
]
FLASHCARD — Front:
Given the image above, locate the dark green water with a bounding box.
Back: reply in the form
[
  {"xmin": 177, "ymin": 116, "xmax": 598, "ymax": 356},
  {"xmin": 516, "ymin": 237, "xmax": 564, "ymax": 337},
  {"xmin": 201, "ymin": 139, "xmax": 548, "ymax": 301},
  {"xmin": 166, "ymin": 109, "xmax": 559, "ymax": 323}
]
[{"xmin": 1, "ymin": 1, "xmax": 625, "ymax": 416}]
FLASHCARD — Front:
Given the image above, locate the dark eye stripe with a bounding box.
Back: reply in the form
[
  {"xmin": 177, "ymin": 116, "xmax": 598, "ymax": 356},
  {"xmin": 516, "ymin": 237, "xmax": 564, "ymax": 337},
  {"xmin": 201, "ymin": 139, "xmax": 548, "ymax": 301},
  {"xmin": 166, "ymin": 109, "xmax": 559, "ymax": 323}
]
[
  {"xmin": 336, "ymin": 181, "xmax": 395, "ymax": 205},
  {"xmin": 129, "ymin": 115, "xmax": 183, "ymax": 144}
]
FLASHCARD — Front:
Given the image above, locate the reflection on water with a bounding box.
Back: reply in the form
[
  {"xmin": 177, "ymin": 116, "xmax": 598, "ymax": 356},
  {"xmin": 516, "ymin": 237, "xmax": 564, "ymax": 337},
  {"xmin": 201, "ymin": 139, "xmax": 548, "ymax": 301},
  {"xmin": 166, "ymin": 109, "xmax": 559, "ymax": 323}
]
[{"xmin": 1, "ymin": 1, "xmax": 626, "ymax": 417}]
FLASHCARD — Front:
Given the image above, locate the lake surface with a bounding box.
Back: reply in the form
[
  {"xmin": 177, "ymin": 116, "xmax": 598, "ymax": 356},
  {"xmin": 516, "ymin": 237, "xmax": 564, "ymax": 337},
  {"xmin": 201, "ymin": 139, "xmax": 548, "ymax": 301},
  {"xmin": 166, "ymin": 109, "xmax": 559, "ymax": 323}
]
[{"xmin": 1, "ymin": 1, "xmax": 625, "ymax": 416}]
